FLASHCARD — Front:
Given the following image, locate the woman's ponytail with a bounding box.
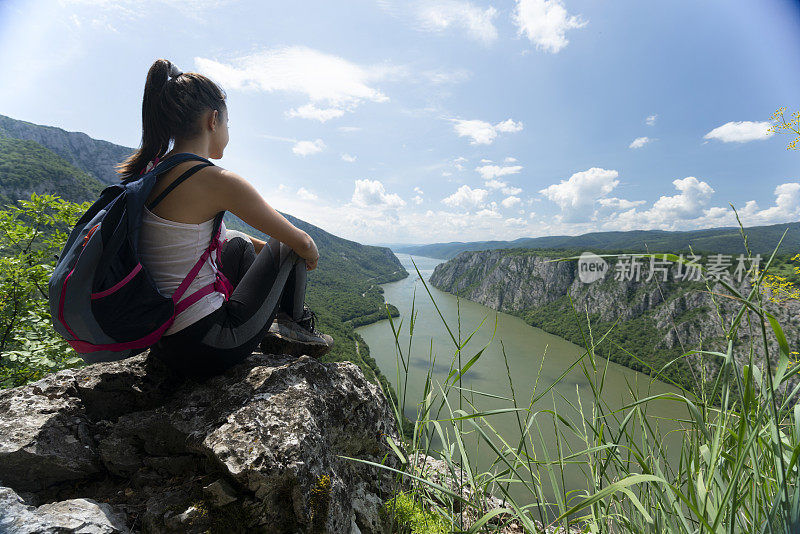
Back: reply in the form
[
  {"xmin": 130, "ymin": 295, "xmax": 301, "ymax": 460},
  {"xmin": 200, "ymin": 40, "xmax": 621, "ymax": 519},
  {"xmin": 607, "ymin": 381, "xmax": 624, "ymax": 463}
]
[{"xmin": 116, "ymin": 59, "xmax": 226, "ymax": 180}]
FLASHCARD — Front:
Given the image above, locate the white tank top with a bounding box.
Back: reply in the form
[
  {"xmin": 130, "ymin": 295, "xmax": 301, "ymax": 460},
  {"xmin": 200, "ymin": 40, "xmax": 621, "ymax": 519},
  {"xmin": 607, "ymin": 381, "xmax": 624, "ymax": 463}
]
[{"xmin": 138, "ymin": 206, "xmax": 226, "ymax": 335}]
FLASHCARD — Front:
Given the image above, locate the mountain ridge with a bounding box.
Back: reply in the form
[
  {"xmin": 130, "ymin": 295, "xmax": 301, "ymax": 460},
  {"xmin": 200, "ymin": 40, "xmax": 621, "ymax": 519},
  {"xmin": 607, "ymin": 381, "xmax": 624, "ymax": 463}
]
[{"xmin": 396, "ymin": 222, "xmax": 800, "ymax": 259}]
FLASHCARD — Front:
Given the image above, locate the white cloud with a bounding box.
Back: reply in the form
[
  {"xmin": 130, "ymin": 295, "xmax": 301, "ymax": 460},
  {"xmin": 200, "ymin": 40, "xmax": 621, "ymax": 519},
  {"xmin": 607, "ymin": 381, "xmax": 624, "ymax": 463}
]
[
  {"xmin": 495, "ymin": 119, "xmax": 524, "ymax": 133},
  {"xmin": 286, "ymin": 103, "xmax": 345, "ymax": 122},
  {"xmin": 416, "ymin": 1, "xmax": 498, "ymax": 44},
  {"xmin": 501, "ymin": 196, "xmax": 522, "ymax": 208},
  {"xmin": 352, "ymin": 179, "xmax": 406, "ymax": 208},
  {"xmin": 646, "ymin": 114, "xmax": 658, "ymax": 126},
  {"xmin": 476, "ymin": 164, "xmax": 523, "ymax": 180},
  {"xmin": 513, "ymin": 0, "xmax": 587, "ymax": 53},
  {"xmin": 503, "ymin": 186, "xmax": 523, "ymax": 195},
  {"xmin": 739, "ymin": 183, "xmax": 800, "ymax": 224},
  {"xmin": 649, "ymin": 177, "xmax": 715, "ymax": 219},
  {"xmin": 597, "ymin": 197, "xmax": 646, "ymax": 210},
  {"xmin": 505, "ymin": 156, "xmax": 518, "ymax": 163},
  {"xmin": 338, "ymin": 126, "xmax": 362, "ymax": 133},
  {"xmin": 453, "ymin": 156, "xmax": 468, "ymax": 171},
  {"xmin": 413, "ymin": 195, "xmax": 424, "ymax": 205},
  {"xmin": 451, "ymin": 118, "xmax": 524, "ymax": 144},
  {"xmin": 292, "ymin": 139, "xmax": 326, "ymax": 156},
  {"xmin": 703, "ymin": 121, "xmax": 773, "ymax": 143},
  {"xmin": 195, "ymin": 46, "xmax": 390, "ymax": 117},
  {"xmin": 414, "ymin": 187, "xmax": 424, "ymax": 195},
  {"xmin": 504, "ymin": 217, "xmax": 527, "ymax": 228},
  {"xmin": 341, "ymin": 153, "xmax": 357, "ymax": 162},
  {"xmin": 484, "ymin": 179, "xmax": 507, "ymax": 189},
  {"xmin": 476, "ymin": 207, "xmax": 502, "ymax": 219},
  {"xmin": 539, "ymin": 167, "xmax": 619, "ymax": 222},
  {"xmin": 297, "ymin": 187, "xmax": 318, "ymax": 200},
  {"xmin": 442, "ymin": 184, "xmax": 488, "ymax": 208},
  {"xmin": 629, "ymin": 136, "xmax": 653, "ymax": 149},
  {"xmin": 605, "ymin": 177, "xmax": 716, "ymax": 230}
]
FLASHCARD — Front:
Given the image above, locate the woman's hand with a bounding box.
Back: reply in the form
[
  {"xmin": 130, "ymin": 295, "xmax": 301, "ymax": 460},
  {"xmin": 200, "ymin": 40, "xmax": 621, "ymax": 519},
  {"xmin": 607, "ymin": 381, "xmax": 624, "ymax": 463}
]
[{"xmin": 303, "ymin": 237, "xmax": 320, "ymax": 271}]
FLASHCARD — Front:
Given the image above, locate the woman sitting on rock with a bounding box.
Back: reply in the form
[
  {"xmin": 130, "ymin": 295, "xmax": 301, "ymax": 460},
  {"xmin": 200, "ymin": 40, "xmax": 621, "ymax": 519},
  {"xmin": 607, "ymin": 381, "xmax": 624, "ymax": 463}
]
[{"xmin": 116, "ymin": 58, "xmax": 333, "ymax": 379}]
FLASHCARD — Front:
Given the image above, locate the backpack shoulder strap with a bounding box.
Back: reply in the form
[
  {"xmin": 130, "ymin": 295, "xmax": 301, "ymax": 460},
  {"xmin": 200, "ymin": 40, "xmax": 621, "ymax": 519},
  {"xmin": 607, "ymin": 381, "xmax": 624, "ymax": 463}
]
[{"xmin": 147, "ymin": 162, "xmax": 213, "ymax": 210}]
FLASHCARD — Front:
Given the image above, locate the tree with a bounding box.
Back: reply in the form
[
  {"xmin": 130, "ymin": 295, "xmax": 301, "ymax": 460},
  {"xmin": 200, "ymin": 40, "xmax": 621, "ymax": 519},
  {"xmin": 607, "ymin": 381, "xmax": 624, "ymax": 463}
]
[{"xmin": 0, "ymin": 193, "xmax": 89, "ymax": 387}]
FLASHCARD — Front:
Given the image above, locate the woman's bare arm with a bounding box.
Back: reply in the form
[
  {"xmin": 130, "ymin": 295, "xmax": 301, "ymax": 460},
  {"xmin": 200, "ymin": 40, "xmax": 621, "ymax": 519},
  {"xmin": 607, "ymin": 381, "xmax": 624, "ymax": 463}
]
[{"xmin": 204, "ymin": 167, "xmax": 319, "ymax": 267}]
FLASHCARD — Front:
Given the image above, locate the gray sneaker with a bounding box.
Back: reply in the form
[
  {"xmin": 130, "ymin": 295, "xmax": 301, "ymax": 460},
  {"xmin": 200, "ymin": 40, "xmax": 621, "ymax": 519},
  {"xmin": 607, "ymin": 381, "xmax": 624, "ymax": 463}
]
[{"xmin": 260, "ymin": 307, "xmax": 334, "ymax": 358}]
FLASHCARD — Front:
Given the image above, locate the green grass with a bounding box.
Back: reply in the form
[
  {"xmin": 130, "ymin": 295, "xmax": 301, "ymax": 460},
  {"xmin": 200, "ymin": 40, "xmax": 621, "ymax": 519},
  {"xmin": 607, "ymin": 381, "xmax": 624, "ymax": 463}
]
[{"xmin": 349, "ymin": 220, "xmax": 800, "ymax": 533}]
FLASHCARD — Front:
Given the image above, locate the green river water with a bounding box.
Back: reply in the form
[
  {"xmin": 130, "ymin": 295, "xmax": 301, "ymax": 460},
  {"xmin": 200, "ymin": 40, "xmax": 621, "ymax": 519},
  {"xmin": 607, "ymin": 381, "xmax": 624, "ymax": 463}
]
[{"xmin": 356, "ymin": 253, "xmax": 687, "ymax": 508}]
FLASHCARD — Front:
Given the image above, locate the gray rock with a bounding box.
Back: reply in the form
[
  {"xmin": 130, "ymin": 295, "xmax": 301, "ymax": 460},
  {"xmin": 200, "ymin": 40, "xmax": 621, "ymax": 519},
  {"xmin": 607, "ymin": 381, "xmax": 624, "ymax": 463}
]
[
  {"xmin": 0, "ymin": 352, "xmax": 398, "ymax": 533},
  {"xmin": 0, "ymin": 486, "xmax": 129, "ymax": 533}
]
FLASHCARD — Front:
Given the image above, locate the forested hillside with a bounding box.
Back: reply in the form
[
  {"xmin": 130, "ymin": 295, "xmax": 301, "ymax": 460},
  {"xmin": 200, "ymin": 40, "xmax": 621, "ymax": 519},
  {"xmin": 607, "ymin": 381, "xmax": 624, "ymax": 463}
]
[
  {"xmin": 0, "ymin": 137, "xmax": 104, "ymax": 205},
  {"xmin": 0, "ymin": 114, "xmax": 133, "ymax": 185}
]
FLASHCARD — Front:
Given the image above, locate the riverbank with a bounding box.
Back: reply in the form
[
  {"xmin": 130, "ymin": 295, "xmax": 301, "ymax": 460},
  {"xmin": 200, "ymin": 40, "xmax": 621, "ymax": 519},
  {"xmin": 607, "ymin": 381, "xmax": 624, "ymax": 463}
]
[
  {"xmin": 358, "ymin": 253, "xmax": 800, "ymax": 531},
  {"xmin": 357, "ymin": 253, "xmax": 686, "ymax": 506}
]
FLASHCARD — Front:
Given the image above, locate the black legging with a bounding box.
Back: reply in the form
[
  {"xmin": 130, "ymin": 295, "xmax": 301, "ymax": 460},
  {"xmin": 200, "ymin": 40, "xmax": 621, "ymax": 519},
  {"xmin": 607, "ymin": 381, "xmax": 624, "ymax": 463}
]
[{"xmin": 152, "ymin": 235, "xmax": 306, "ymax": 379}]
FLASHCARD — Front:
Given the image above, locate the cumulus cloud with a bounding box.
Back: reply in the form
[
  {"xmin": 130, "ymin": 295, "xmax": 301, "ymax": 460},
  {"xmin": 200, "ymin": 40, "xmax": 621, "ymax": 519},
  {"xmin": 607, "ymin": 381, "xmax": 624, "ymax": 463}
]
[
  {"xmin": 341, "ymin": 153, "xmax": 357, "ymax": 162},
  {"xmin": 704, "ymin": 121, "xmax": 773, "ymax": 143},
  {"xmin": 513, "ymin": 0, "xmax": 587, "ymax": 53},
  {"xmin": 603, "ymin": 177, "xmax": 716, "ymax": 231},
  {"xmin": 503, "ymin": 186, "xmax": 523, "ymax": 195},
  {"xmin": 476, "ymin": 207, "xmax": 502, "ymax": 218},
  {"xmin": 646, "ymin": 114, "xmax": 658, "ymax": 126},
  {"xmin": 297, "ymin": 187, "xmax": 318, "ymax": 200},
  {"xmin": 413, "ymin": 195, "xmax": 424, "ymax": 205},
  {"xmin": 597, "ymin": 197, "xmax": 646, "ymax": 210},
  {"xmin": 286, "ymin": 103, "xmax": 346, "ymax": 122},
  {"xmin": 539, "ymin": 167, "xmax": 619, "ymax": 222},
  {"xmin": 414, "ymin": 187, "xmax": 424, "ymax": 195},
  {"xmin": 505, "ymin": 156, "xmax": 518, "ymax": 163},
  {"xmin": 501, "ymin": 196, "xmax": 522, "ymax": 208},
  {"xmin": 292, "ymin": 139, "xmax": 326, "ymax": 156},
  {"xmin": 352, "ymin": 179, "xmax": 406, "ymax": 208},
  {"xmin": 416, "ymin": 1, "xmax": 498, "ymax": 44},
  {"xmin": 476, "ymin": 164, "xmax": 523, "ymax": 180},
  {"xmin": 442, "ymin": 185, "xmax": 488, "ymax": 208},
  {"xmin": 739, "ymin": 183, "xmax": 800, "ymax": 224},
  {"xmin": 629, "ymin": 136, "xmax": 653, "ymax": 149},
  {"xmin": 451, "ymin": 118, "xmax": 524, "ymax": 144},
  {"xmin": 649, "ymin": 177, "xmax": 715, "ymax": 219},
  {"xmin": 453, "ymin": 156, "xmax": 468, "ymax": 171},
  {"xmin": 195, "ymin": 46, "xmax": 390, "ymax": 117}
]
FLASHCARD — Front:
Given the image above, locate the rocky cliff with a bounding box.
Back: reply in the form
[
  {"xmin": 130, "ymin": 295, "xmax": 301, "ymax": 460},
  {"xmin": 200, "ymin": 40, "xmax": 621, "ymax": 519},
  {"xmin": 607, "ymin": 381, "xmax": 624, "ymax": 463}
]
[
  {"xmin": 0, "ymin": 115, "xmax": 133, "ymax": 185},
  {"xmin": 430, "ymin": 250, "xmax": 800, "ymax": 389},
  {"xmin": 0, "ymin": 351, "xmax": 399, "ymax": 533}
]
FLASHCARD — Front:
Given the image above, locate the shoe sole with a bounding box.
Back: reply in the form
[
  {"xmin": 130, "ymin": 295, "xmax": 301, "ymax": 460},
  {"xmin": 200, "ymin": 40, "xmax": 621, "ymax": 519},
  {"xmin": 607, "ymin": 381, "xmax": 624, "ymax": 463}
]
[{"xmin": 260, "ymin": 334, "xmax": 332, "ymax": 359}]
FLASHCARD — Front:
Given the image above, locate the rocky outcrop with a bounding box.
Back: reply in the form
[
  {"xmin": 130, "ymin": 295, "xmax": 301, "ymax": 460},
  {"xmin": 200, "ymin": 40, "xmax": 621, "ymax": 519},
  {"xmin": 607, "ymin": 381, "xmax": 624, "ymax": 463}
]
[
  {"xmin": 0, "ymin": 352, "xmax": 399, "ymax": 533},
  {"xmin": 430, "ymin": 250, "xmax": 800, "ymax": 386},
  {"xmin": 0, "ymin": 114, "xmax": 133, "ymax": 185}
]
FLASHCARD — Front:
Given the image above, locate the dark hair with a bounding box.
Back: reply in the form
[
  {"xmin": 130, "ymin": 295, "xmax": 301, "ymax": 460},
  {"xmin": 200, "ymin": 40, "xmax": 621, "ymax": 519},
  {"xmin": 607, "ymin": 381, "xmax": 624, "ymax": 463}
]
[{"xmin": 116, "ymin": 58, "xmax": 227, "ymax": 180}]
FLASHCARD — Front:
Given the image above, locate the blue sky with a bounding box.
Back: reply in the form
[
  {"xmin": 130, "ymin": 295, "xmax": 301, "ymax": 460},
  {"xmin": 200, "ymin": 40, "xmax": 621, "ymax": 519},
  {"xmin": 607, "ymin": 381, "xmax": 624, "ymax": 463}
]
[{"xmin": 1, "ymin": 0, "xmax": 799, "ymax": 245}]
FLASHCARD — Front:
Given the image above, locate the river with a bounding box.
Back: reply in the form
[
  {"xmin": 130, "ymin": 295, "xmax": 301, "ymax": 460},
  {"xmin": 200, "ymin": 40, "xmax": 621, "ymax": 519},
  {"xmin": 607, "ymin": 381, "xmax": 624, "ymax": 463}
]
[{"xmin": 356, "ymin": 253, "xmax": 686, "ymax": 510}]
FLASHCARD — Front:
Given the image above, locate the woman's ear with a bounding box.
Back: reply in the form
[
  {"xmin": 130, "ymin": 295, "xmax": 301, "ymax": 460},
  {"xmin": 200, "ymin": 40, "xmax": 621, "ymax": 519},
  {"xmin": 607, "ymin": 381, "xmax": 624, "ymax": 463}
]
[{"xmin": 208, "ymin": 109, "xmax": 218, "ymax": 132}]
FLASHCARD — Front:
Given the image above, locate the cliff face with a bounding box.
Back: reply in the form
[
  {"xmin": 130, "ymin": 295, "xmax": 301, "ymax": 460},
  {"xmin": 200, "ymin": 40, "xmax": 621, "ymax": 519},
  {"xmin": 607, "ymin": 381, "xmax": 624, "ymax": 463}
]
[
  {"xmin": 430, "ymin": 250, "xmax": 800, "ymax": 385},
  {"xmin": 0, "ymin": 115, "xmax": 133, "ymax": 185},
  {"xmin": 0, "ymin": 352, "xmax": 398, "ymax": 534}
]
